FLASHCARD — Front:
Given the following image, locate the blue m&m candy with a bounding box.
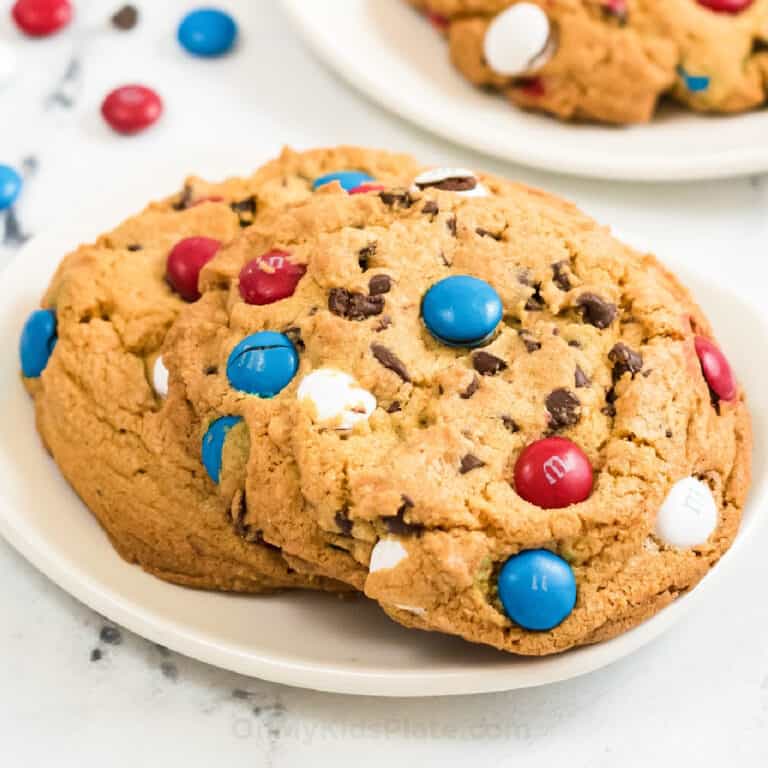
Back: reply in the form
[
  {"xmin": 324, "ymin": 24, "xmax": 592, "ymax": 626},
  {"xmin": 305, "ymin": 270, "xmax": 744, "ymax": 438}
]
[
  {"xmin": 226, "ymin": 331, "xmax": 298, "ymax": 397},
  {"xmin": 311, "ymin": 171, "xmax": 374, "ymax": 192},
  {"xmin": 0, "ymin": 164, "xmax": 22, "ymax": 211},
  {"xmin": 201, "ymin": 415, "xmax": 242, "ymax": 483},
  {"xmin": 422, "ymin": 275, "xmax": 502, "ymax": 347},
  {"xmin": 678, "ymin": 66, "xmax": 710, "ymax": 93},
  {"xmin": 177, "ymin": 8, "xmax": 238, "ymax": 57},
  {"xmin": 19, "ymin": 309, "xmax": 57, "ymax": 378},
  {"xmin": 497, "ymin": 549, "xmax": 576, "ymax": 631}
]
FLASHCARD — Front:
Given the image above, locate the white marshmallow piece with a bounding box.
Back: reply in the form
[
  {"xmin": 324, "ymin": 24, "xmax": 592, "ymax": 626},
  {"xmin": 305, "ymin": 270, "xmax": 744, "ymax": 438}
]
[
  {"xmin": 297, "ymin": 368, "xmax": 376, "ymax": 430},
  {"xmin": 411, "ymin": 167, "xmax": 488, "ymax": 198},
  {"xmin": 0, "ymin": 43, "xmax": 16, "ymax": 87},
  {"xmin": 152, "ymin": 355, "xmax": 169, "ymax": 398},
  {"xmin": 655, "ymin": 477, "xmax": 718, "ymax": 549},
  {"xmin": 369, "ymin": 539, "xmax": 408, "ymax": 573},
  {"xmin": 483, "ymin": 3, "xmax": 553, "ymax": 77}
]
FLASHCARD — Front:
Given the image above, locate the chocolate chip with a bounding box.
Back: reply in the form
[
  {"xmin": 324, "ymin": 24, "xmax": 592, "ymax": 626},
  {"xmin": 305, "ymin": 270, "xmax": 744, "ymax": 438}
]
[
  {"xmin": 383, "ymin": 496, "xmax": 421, "ymax": 536},
  {"xmin": 519, "ymin": 329, "xmax": 541, "ymax": 353},
  {"xmin": 459, "ymin": 454, "xmax": 485, "ymax": 474},
  {"xmin": 126, "ymin": 243, "xmax": 142, "ymax": 251},
  {"xmin": 230, "ymin": 197, "xmax": 257, "ymax": 227},
  {"xmin": 517, "ymin": 270, "xmax": 532, "ymax": 286},
  {"xmin": 665, "ymin": 429, "xmax": 673, "ymax": 438},
  {"xmin": 283, "ymin": 326, "xmax": 305, "ymax": 351},
  {"xmin": 100, "ymin": 626, "xmax": 122, "ymax": 645},
  {"xmin": 231, "ymin": 490, "xmax": 249, "ymax": 538},
  {"xmin": 576, "ymin": 293, "xmax": 616, "ymax": 329},
  {"xmin": 329, "ymin": 288, "xmax": 385, "ymax": 320},
  {"xmin": 90, "ymin": 648, "xmax": 102, "ymax": 662},
  {"xmin": 439, "ymin": 250, "xmax": 452, "ymax": 267},
  {"xmin": 609, "ymin": 343, "xmax": 643, "ymax": 380},
  {"xmin": 111, "ymin": 4, "xmax": 138, "ymax": 29},
  {"xmin": 574, "ymin": 366, "xmax": 590, "ymax": 388},
  {"xmin": 567, "ymin": 339, "xmax": 581, "ymax": 348},
  {"xmin": 375, "ymin": 315, "xmax": 392, "ymax": 332},
  {"xmin": 447, "ymin": 215, "xmax": 457, "ymax": 237},
  {"xmin": 358, "ymin": 242, "xmax": 376, "ymax": 271},
  {"xmin": 472, "ymin": 351, "xmax": 507, "ymax": 376},
  {"xmin": 546, "ymin": 388, "xmax": 581, "ymax": 429},
  {"xmin": 335, "ymin": 509, "xmax": 353, "ymax": 535},
  {"xmin": 379, "ymin": 189, "xmax": 413, "ymax": 208},
  {"xmin": 371, "ymin": 343, "xmax": 411, "ymax": 382},
  {"xmin": 368, "ymin": 274, "xmax": 392, "ymax": 295},
  {"xmin": 172, "ymin": 184, "xmax": 193, "ymax": 210},
  {"xmin": 475, "ymin": 227, "xmax": 500, "ymax": 240},
  {"xmin": 525, "ymin": 284, "xmax": 544, "ymax": 311},
  {"xmin": 416, "ymin": 176, "xmax": 477, "ymax": 192},
  {"xmin": 642, "ymin": 368, "xmax": 652, "ymax": 378},
  {"xmin": 602, "ymin": 387, "xmax": 617, "ymax": 417},
  {"xmin": 501, "ymin": 415, "xmax": 519, "ymax": 433},
  {"xmin": 552, "ymin": 260, "xmax": 572, "ymax": 291},
  {"xmin": 386, "ymin": 401, "xmax": 402, "ymax": 413},
  {"xmin": 204, "ymin": 365, "xmax": 218, "ymax": 375},
  {"xmin": 421, "ymin": 200, "xmax": 439, "ymax": 215},
  {"xmin": 460, "ymin": 375, "xmax": 479, "ymax": 399}
]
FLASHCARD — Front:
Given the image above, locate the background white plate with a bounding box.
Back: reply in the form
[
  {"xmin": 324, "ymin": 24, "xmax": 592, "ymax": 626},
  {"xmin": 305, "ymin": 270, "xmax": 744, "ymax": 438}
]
[
  {"xmin": 282, "ymin": 0, "xmax": 768, "ymax": 182},
  {"xmin": 0, "ymin": 184, "xmax": 765, "ymax": 697}
]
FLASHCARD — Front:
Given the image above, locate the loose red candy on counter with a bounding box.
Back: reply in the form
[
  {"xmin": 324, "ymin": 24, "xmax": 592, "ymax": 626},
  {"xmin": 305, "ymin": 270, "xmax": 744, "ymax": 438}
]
[
  {"xmin": 696, "ymin": 0, "xmax": 754, "ymax": 12},
  {"xmin": 12, "ymin": 0, "xmax": 72, "ymax": 37},
  {"xmin": 695, "ymin": 336, "xmax": 736, "ymax": 402},
  {"xmin": 101, "ymin": 85, "xmax": 163, "ymax": 134},
  {"xmin": 166, "ymin": 237, "xmax": 220, "ymax": 302},
  {"xmin": 239, "ymin": 250, "xmax": 306, "ymax": 306},
  {"xmin": 514, "ymin": 437, "xmax": 593, "ymax": 509},
  {"xmin": 349, "ymin": 183, "xmax": 386, "ymax": 195}
]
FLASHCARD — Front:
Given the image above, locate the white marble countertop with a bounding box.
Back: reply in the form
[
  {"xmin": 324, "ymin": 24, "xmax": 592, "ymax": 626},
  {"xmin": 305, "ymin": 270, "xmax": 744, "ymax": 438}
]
[{"xmin": 2, "ymin": 1, "xmax": 768, "ymax": 765}]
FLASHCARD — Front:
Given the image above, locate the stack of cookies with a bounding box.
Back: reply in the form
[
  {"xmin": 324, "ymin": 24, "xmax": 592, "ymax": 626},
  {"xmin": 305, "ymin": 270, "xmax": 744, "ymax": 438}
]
[{"xmin": 19, "ymin": 147, "xmax": 751, "ymax": 655}]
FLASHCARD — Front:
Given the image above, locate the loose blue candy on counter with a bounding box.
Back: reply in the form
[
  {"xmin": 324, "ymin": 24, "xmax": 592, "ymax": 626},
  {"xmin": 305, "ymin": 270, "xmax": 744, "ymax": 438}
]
[
  {"xmin": 19, "ymin": 309, "xmax": 57, "ymax": 378},
  {"xmin": 201, "ymin": 415, "xmax": 242, "ymax": 483},
  {"xmin": 311, "ymin": 171, "xmax": 373, "ymax": 192},
  {"xmin": 678, "ymin": 66, "xmax": 710, "ymax": 93},
  {"xmin": 0, "ymin": 164, "xmax": 22, "ymax": 211},
  {"xmin": 226, "ymin": 331, "xmax": 298, "ymax": 397},
  {"xmin": 497, "ymin": 549, "xmax": 577, "ymax": 631},
  {"xmin": 422, "ymin": 275, "xmax": 502, "ymax": 347},
  {"xmin": 177, "ymin": 8, "xmax": 238, "ymax": 57}
]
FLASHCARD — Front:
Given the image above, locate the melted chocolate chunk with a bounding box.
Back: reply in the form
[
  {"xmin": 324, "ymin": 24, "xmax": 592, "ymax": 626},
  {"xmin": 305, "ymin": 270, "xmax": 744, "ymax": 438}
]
[
  {"xmin": 460, "ymin": 375, "xmax": 480, "ymax": 399},
  {"xmin": 126, "ymin": 243, "xmax": 142, "ymax": 251},
  {"xmin": 519, "ymin": 329, "xmax": 541, "ymax": 353},
  {"xmin": 665, "ymin": 429, "xmax": 673, "ymax": 438},
  {"xmin": 447, "ymin": 215, "xmax": 457, "ymax": 237},
  {"xmin": 517, "ymin": 270, "xmax": 532, "ymax": 286},
  {"xmin": 501, "ymin": 415, "xmax": 519, "ymax": 433},
  {"xmin": 375, "ymin": 315, "xmax": 392, "ymax": 332},
  {"xmin": 386, "ymin": 401, "xmax": 402, "ymax": 413},
  {"xmin": 576, "ymin": 293, "xmax": 617, "ymax": 329},
  {"xmin": 475, "ymin": 227, "xmax": 500, "ymax": 240},
  {"xmin": 546, "ymin": 388, "xmax": 581, "ymax": 429},
  {"xmin": 328, "ymin": 288, "xmax": 384, "ymax": 320},
  {"xmin": 416, "ymin": 176, "xmax": 477, "ymax": 192},
  {"xmin": 368, "ymin": 274, "xmax": 392, "ymax": 295},
  {"xmin": 371, "ymin": 343, "xmax": 410, "ymax": 382},
  {"xmin": 204, "ymin": 365, "xmax": 218, "ymax": 375},
  {"xmin": 609, "ymin": 343, "xmax": 643, "ymax": 380},
  {"xmin": 525, "ymin": 284, "xmax": 545, "ymax": 311},
  {"xmin": 230, "ymin": 197, "xmax": 257, "ymax": 227},
  {"xmin": 172, "ymin": 184, "xmax": 193, "ymax": 210},
  {"xmin": 567, "ymin": 339, "xmax": 581, "ymax": 348},
  {"xmin": 421, "ymin": 200, "xmax": 439, "ymax": 215},
  {"xmin": 574, "ymin": 366, "xmax": 590, "ymax": 388},
  {"xmin": 358, "ymin": 242, "xmax": 377, "ymax": 271},
  {"xmin": 552, "ymin": 260, "xmax": 572, "ymax": 291},
  {"xmin": 602, "ymin": 386, "xmax": 617, "ymax": 417},
  {"xmin": 384, "ymin": 496, "xmax": 422, "ymax": 536},
  {"xmin": 379, "ymin": 189, "xmax": 413, "ymax": 208},
  {"xmin": 472, "ymin": 351, "xmax": 507, "ymax": 376},
  {"xmin": 283, "ymin": 326, "xmax": 305, "ymax": 351},
  {"xmin": 335, "ymin": 509, "xmax": 353, "ymax": 535},
  {"xmin": 459, "ymin": 454, "xmax": 485, "ymax": 474}
]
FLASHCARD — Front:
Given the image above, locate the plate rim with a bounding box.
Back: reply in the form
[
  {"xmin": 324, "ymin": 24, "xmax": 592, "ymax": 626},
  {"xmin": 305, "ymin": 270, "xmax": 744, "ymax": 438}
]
[
  {"xmin": 1, "ymin": 228, "xmax": 766, "ymax": 697},
  {"xmin": 280, "ymin": 0, "xmax": 768, "ymax": 182}
]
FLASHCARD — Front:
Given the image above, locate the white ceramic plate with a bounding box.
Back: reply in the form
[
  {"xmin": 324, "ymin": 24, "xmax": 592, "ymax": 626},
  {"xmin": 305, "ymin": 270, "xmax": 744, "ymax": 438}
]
[
  {"xmin": 282, "ymin": 0, "xmax": 768, "ymax": 182},
  {"xmin": 1, "ymin": 216, "xmax": 766, "ymax": 698}
]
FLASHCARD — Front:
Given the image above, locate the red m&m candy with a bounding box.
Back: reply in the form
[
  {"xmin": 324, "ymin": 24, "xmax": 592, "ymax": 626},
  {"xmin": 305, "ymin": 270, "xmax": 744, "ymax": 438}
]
[
  {"xmin": 696, "ymin": 0, "xmax": 754, "ymax": 12},
  {"xmin": 239, "ymin": 250, "xmax": 306, "ymax": 305},
  {"xmin": 695, "ymin": 336, "xmax": 736, "ymax": 402},
  {"xmin": 349, "ymin": 183, "xmax": 386, "ymax": 195},
  {"xmin": 12, "ymin": 0, "xmax": 72, "ymax": 37},
  {"xmin": 166, "ymin": 237, "xmax": 220, "ymax": 302},
  {"xmin": 514, "ymin": 437, "xmax": 593, "ymax": 509},
  {"xmin": 101, "ymin": 85, "xmax": 163, "ymax": 135}
]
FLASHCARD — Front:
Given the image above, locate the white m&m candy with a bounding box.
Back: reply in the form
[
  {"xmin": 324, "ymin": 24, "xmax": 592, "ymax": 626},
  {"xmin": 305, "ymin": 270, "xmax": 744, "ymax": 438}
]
[
  {"xmin": 483, "ymin": 3, "xmax": 554, "ymax": 77},
  {"xmin": 412, "ymin": 167, "xmax": 488, "ymax": 197},
  {"xmin": 152, "ymin": 355, "xmax": 169, "ymax": 398},
  {"xmin": 655, "ymin": 477, "xmax": 718, "ymax": 548},
  {"xmin": 297, "ymin": 368, "xmax": 376, "ymax": 430},
  {"xmin": 369, "ymin": 539, "xmax": 408, "ymax": 573}
]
